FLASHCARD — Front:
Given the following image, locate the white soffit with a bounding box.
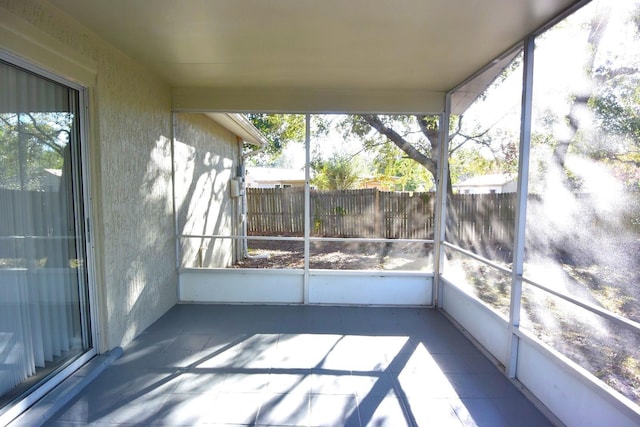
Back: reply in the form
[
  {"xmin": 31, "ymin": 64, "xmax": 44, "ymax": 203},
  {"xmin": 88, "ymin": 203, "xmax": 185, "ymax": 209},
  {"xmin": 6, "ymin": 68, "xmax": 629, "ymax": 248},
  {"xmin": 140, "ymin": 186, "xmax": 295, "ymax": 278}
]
[
  {"xmin": 46, "ymin": 0, "xmax": 579, "ymax": 112},
  {"xmin": 450, "ymin": 46, "xmax": 524, "ymax": 115}
]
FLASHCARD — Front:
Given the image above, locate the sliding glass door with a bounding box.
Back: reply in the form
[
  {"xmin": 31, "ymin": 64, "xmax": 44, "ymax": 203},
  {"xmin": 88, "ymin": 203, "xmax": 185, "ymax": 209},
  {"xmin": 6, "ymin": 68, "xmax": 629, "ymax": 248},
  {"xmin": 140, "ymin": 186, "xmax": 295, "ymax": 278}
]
[{"xmin": 0, "ymin": 59, "xmax": 93, "ymax": 412}]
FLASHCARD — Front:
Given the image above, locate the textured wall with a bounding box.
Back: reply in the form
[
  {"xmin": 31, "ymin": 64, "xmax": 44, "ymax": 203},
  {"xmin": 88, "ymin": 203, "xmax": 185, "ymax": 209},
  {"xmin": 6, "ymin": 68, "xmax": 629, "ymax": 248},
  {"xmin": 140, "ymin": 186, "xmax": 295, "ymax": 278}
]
[
  {"xmin": 174, "ymin": 113, "xmax": 240, "ymax": 268},
  {"xmin": 0, "ymin": 0, "xmax": 178, "ymax": 350}
]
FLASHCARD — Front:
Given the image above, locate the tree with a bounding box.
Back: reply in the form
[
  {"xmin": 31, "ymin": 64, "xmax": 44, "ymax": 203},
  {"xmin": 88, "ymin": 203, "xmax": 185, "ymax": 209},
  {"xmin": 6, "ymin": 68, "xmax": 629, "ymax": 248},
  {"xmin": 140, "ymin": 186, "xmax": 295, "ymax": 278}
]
[
  {"xmin": 244, "ymin": 114, "xmax": 334, "ymax": 167},
  {"xmin": 342, "ymin": 112, "xmax": 515, "ymax": 195},
  {"xmin": 311, "ymin": 154, "xmax": 360, "ymax": 190},
  {"xmin": 244, "ymin": 114, "xmax": 306, "ymax": 165},
  {"xmin": 349, "ymin": 115, "xmax": 440, "ymax": 187},
  {"xmin": 372, "ymin": 145, "xmax": 434, "ymax": 191},
  {"xmin": 246, "ymin": 81, "xmax": 520, "ymax": 195},
  {"xmin": 544, "ymin": 3, "xmax": 640, "ymax": 189},
  {"xmin": 0, "ymin": 112, "xmax": 70, "ymax": 190}
]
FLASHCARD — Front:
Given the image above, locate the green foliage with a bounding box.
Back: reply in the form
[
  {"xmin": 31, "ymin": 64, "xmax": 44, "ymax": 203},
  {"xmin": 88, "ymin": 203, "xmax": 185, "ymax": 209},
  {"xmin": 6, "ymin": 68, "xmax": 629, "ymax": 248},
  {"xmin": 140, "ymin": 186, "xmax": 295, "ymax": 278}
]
[
  {"xmin": 590, "ymin": 84, "xmax": 640, "ymax": 142},
  {"xmin": 311, "ymin": 154, "xmax": 360, "ymax": 190},
  {"xmin": 338, "ymin": 114, "xmax": 441, "ymax": 187},
  {"xmin": 342, "ymin": 115, "xmax": 436, "ymax": 159},
  {"xmin": 632, "ymin": 3, "xmax": 640, "ymax": 35},
  {"xmin": 244, "ymin": 113, "xmax": 306, "ymax": 164},
  {"xmin": 393, "ymin": 159, "xmax": 433, "ymax": 191},
  {"xmin": 449, "ymin": 144, "xmax": 516, "ymax": 187},
  {"xmin": 0, "ymin": 113, "xmax": 69, "ymax": 190},
  {"xmin": 372, "ymin": 144, "xmax": 433, "ymax": 191},
  {"xmin": 530, "ymin": 4, "xmax": 640, "ymax": 189},
  {"xmin": 333, "ymin": 206, "xmax": 347, "ymax": 216}
]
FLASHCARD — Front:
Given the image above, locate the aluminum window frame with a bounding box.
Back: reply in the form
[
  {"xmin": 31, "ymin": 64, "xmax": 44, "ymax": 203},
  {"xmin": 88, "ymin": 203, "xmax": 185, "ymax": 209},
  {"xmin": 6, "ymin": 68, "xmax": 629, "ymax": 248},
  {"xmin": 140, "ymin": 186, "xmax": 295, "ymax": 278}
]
[{"xmin": 0, "ymin": 50, "xmax": 99, "ymax": 426}]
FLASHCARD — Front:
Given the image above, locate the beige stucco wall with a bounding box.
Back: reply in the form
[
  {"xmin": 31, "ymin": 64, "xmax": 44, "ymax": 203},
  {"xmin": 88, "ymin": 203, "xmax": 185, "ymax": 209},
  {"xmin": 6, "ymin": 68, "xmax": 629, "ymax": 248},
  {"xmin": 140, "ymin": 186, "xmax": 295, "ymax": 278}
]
[
  {"xmin": 0, "ymin": 0, "xmax": 177, "ymax": 350},
  {"xmin": 174, "ymin": 113, "xmax": 240, "ymax": 268}
]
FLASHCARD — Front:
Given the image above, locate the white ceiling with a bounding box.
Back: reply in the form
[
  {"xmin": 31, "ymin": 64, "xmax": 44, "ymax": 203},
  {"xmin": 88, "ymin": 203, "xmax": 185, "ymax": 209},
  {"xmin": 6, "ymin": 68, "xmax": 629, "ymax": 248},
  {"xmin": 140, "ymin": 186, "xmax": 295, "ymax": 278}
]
[{"xmin": 46, "ymin": 0, "xmax": 578, "ymax": 110}]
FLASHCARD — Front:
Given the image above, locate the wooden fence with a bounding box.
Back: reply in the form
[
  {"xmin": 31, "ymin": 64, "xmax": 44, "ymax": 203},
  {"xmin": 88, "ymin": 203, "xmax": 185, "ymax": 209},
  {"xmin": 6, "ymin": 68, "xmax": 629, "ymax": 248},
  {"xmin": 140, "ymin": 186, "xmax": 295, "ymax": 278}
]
[
  {"xmin": 246, "ymin": 188, "xmax": 517, "ymax": 243},
  {"xmin": 448, "ymin": 193, "xmax": 516, "ymax": 247},
  {"xmin": 0, "ymin": 189, "xmax": 77, "ymax": 266}
]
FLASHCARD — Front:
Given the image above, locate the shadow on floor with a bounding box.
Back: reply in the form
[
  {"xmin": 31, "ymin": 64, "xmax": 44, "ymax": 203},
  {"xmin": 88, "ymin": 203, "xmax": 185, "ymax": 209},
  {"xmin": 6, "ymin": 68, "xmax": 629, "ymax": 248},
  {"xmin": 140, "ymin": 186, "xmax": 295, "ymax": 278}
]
[{"xmin": 44, "ymin": 304, "xmax": 552, "ymax": 427}]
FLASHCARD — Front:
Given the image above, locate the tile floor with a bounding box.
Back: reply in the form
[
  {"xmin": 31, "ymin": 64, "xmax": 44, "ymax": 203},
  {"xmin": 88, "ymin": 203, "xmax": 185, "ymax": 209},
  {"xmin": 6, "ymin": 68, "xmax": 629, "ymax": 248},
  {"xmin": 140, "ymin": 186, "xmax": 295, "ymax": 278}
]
[{"xmin": 44, "ymin": 305, "xmax": 553, "ymax": 426}]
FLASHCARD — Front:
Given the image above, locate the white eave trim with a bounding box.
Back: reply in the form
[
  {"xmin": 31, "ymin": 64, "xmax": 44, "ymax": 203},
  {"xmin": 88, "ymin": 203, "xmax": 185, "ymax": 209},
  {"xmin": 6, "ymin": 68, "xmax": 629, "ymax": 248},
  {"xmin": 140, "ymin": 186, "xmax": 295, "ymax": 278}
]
[
  {"xmin": 205, "ymin": 112, "xmax": 267, "ymax": 147},
  {"xmin": 0, "ymin": 10, "xmax": 97, "ymax": 87}
]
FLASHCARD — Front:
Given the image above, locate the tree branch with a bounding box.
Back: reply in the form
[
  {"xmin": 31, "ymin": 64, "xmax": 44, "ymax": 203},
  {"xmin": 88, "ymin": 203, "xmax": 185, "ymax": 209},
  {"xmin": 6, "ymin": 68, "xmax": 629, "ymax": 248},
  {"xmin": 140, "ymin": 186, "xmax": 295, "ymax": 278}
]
[
  {"xmin": 595, "ymin": 66, "xmax": 640, "ymax": 81},
  {"xmin": 361, "ymin": 115, "xmax": 438, "ymax": 176}
]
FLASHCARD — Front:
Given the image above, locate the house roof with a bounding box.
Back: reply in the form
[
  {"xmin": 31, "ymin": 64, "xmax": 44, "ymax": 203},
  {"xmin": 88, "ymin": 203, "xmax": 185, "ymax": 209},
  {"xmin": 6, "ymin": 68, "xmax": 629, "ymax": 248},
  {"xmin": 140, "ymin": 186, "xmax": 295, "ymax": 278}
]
[
  {"xmin": 45, "ymin": 0, "xmax": 579, "ymax": 113},
  {"xmin": 454, "ymin": 173, "xmax": 516, "ymax": 188}
]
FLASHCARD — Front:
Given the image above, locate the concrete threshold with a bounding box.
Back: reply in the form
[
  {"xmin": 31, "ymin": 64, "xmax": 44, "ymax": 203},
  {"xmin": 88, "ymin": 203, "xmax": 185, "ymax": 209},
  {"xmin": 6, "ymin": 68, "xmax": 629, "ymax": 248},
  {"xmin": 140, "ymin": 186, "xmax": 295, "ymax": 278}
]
[{"xmin": 9, "ymin": 347, "xmax": 123, "ymax": 427}]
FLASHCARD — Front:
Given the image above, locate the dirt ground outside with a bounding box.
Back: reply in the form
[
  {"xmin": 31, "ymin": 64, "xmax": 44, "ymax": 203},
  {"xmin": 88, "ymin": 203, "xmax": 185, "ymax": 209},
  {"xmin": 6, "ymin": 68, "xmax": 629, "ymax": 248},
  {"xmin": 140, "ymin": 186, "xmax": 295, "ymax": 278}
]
[{"xmin": 233, "ymin": 239, "xmax": 434, "ymax": 271}]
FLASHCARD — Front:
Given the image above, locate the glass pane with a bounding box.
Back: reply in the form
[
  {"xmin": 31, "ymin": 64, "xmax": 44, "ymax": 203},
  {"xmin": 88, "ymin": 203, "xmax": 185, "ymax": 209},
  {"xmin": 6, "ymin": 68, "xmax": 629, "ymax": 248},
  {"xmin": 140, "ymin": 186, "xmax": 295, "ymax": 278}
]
[
  {"xmin": 247, "ymin": 187, "xmax": 305, "ymax": 237},
  {"xmin": 0, "ymin": 60, "xmax": 90, "ymax": 407},
  {"xmin": 309, "ymin": 113, "xmax": 437, "ymax": 272},
  {"xmin": 234, "ymin": 113, "xmax": 437, "ymax": 271},
  {"xmin": 521, "ymin": 284, "xmax": 640, "ymax": 405},
  {"xmin": 310, "ymin": 189, "xmax": 435, "ymax": 239},
  {"xmin": 233, "ymin": 238, "xmax": 304, "ymax": 269},
  {"xmin": 174, "ymin": 112, "xmax": 244, "ymax": 268},
  {"xmin": 523, "ymin": 0, "xmax": 640, "ymax": 404},
  {"xmin": 174, "ymin": 113, "xmax": 307, "ymax": 269},
  {"xmin": 525, "ymin": 1, "xmax": 640, "ymax": 322},
  {"xmin": 309, "ymin": 241, "xmax": 433, "ymax": 271},
  {"xmin": 442, "ymin": 250, "xmax": 511, "ymax": 319},
  {"xmin": 241, "ymin": 114, "xmax": 306, "ymax": 268},
  {"xmin": 447, "ymin": 50, "xmax": 523, "ymax": 267}
]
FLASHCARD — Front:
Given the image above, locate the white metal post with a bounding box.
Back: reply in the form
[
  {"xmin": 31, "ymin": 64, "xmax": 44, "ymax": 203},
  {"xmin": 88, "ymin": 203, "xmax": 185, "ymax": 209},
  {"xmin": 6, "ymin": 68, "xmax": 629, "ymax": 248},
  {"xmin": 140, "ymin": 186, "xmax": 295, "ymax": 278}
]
[
  {"xmin": 433, "ymin": 104, "xmax": 451, "ymax": 308},
  {"xmin": 303, "ymin": 114, "xmax": 311, "ymax": 304},
  {"xmin": 171, "ymin": 112, "xmax": 180, "ymax": 273},
  {"xmin": 507, "ymin": 35, "xmax": 535, "ymax": 378}
]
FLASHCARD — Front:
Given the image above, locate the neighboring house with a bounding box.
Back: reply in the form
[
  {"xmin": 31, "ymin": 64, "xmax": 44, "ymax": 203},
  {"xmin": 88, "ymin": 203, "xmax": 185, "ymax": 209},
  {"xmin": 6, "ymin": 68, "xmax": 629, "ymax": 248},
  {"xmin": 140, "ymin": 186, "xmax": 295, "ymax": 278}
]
[
  {"xmin": 454, "ymin": 173, "xmax": 517, "ymax": 194},
  {"xmin": 0, "ymin": 168, "xmax": 61, "ymax": 191},
  {"xmin": 41, "ymin": 168, "xmax": 62, "ymax": 191},
  {"xmin": 357, "ymin": 175, "xmax": 401, "ymax": 191},
  {"xmin": 245, "ymin": 167, "xmax": 306, "ymax": 188}
]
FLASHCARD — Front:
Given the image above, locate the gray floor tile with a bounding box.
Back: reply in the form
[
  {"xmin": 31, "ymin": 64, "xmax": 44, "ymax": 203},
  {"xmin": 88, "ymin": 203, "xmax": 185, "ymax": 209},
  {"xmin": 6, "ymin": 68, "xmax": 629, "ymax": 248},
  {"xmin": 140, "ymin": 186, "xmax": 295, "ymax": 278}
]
[
  {"xmin": 266, "ymin": 370, "xmax": 314, "ymax": 395},
  {"xmin": 219, "ymin": 372, "xmax": 271, "ymax": 393},
  {"xmin": 435, "ymin": 352, "xmax": 498, "ymax": 374},
  {"xmin": 256, "ymin": 392, "xmax": 310, "ymax": 426},
  {"xmin": 167, "ymin": 334, "xmax": 211, "ymax": 352},
  {"xmin": 149, "ymin": 392, "xmax": 218, "ymax": 425},
  {"xmin": 310, "ymin": 371, "xmax": 396, "ymax": 398},
  {"xmin": 42, "ymin": 305, "xmax": 551, "ymax": 427},
  {"xmin": 309, "ymin": 394, "xmax": 360, "ymax": 427},
  {"xmin": 489, "ymin": 396, "xmax": 554, "ymax": 427},
  {"xmin": 450, "ymin": 398, "xmax": 506, "ymax": 427},
  {"xmin": 405, "ymin": 398, "xmax": 464, "ymax": 427},
  {"xmin": 447, "ymin": 373, "xmax": 514, "ymax": 399},
  {"xmin": 200, "ymin": 392, "xmax": 262, "ymax": 425},
  {"xmin": 358, "ymin": 396, "xmax": 412, "ymax": 427},
  {"xmin": 171, "ymin": 372, "xmax": 228, "ymax": 394},
  {"xmin": 54, "ymin": 390, "xmax": 170, "ymax": 424}
]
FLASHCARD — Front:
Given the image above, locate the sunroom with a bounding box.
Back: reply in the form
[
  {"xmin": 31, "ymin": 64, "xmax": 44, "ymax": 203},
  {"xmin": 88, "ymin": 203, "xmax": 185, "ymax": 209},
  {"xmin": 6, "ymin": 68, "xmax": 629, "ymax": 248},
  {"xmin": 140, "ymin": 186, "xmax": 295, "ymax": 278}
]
[{"xmin": 1, "ymin": 0, "xmax": 639, "ymax": 426}]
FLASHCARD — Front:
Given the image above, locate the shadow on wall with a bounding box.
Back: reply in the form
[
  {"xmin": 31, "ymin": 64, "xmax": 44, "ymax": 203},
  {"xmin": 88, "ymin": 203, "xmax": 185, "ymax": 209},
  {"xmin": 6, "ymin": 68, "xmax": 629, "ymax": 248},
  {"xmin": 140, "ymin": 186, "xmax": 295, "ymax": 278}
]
[
  {"xmin": 116, "ymin": 134, "xmax": 178, "ymax": 347},
  {"xmin": 173, "ymin": 114, "xmax": 239, "ymax": 269}
]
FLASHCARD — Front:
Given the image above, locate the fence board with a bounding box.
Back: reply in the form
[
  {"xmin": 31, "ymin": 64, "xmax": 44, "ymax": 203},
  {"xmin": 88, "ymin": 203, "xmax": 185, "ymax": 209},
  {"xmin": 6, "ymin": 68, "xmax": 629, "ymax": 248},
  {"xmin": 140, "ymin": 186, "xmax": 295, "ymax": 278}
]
[
  {"xmin": 245, "ymin": 188, "xmax": 522, "ymax": 244},
  {"xmin": 247, "ymin": 188, "xmax": 439, "ymax": 239}
]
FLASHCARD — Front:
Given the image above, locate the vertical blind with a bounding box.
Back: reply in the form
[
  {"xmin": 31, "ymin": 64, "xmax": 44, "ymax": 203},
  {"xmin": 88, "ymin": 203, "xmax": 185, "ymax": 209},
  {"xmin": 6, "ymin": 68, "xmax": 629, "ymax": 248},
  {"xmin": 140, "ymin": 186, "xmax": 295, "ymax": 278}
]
[{"xmin": 0, "ymin": 60, "xmax": 88, "ymax": 404}]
